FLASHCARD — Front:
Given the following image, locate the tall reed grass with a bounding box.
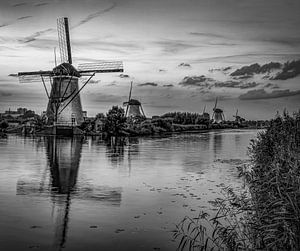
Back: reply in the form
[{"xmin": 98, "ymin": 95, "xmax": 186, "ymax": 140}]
[{"xmin": 174, "ymin": 111, "xmax": 300, "ymax": 250}]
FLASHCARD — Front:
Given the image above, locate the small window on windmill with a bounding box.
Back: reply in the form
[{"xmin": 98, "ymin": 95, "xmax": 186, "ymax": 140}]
[{"xmin": 71, "ymin": 113, "xmax": 76, "ymax": 125}]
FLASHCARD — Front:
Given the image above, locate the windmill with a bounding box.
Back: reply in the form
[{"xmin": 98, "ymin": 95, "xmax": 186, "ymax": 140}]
[
  {"xmin": 233, "ymin": 109, "xmax": 244, "ymax": 125},
  {"xmin": 202, "ymin": 105, "xmax": 210, "ymax": 121},
  {"xmin": 212, "ymin": 97, "xmax": 225, "ymax": 124},
  {"xmin": 123, "ymin": 81, "xmax": 146, "ymax": 118},
  {"xmin": 18, "ymin": 17, "xmax": 123, "ymax": 135}
]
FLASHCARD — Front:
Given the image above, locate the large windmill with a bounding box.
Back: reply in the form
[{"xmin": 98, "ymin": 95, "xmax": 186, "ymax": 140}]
[
  {"xmin": 18, "ymin": 17, "xmax": 123, "ymax": 135},
  {"xmin": 212, "ymin": 97, "xmax": 225, "ymax": 124},
  {"xmin": 123, "ymin": 81, "xmax": 146, "ymax": 118}
]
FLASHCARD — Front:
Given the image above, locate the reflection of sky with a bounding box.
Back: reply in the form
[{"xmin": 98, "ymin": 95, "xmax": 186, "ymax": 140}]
[
  {"xmin": 0, "ymin": 130, "xmax": 260, "ymax": 250},
  {"xmin": 0, "ymin": 0, "xmax": 300, "ymax": 118}
]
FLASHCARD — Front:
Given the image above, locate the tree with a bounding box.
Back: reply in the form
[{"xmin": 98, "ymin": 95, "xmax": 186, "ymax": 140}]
[
  {"xmin": 0, "ymin": 120, "xmax": 9, "ymax": 129},
  {"xmin": 104, "ymin": 106, "xmax": 127, "ymax": 136}
]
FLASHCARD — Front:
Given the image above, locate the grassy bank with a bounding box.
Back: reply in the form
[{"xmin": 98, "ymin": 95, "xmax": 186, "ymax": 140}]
[{"xmin": 174, "ymin": 111, "xmax": 300, "ymax": 250}]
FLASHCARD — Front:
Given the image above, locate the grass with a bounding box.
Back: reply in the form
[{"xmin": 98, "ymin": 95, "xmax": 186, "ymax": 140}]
[{"xmin": 173, "ymin": 111, "xmax": 300, "ymax": 250}]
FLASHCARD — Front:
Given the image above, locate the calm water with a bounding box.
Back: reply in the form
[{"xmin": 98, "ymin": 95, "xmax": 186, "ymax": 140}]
[{"xmin": 0, "ymin": 129, "xmax": 259, "ymax": 251}]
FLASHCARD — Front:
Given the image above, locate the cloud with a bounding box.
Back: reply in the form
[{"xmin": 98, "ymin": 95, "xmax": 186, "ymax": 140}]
[
  {"xmin": 138, "ymin": 82, "xmax": 158, "ymax": 87},
  {"xmin": 72, "ymin": 3, "xmax": 117, "ymax": 28},
  {"xmin": 0, "ymin": 90, "xmax": 12, "ymax": 97},
  {"xmin": 8, "ymin": 74, "xmax": 18, "ymax": 77},
  {"xmin": 239, "ymin": 89, "xmax": 300, "ymax": 100},
  {"xmin": 34, "ymin": 3, "xmax": 49, "ymax": 7},
  {"xmin": 189, "ymin": 32, "xmax": 226, "ymax": 39},
  {"xmin": 239, "ymin": 82, "xmax": 260, "ymax": 89},
  {"xmin": 209, "ymin": 66, "xmax": 232, "ymax": 73},
  {"xmin": 119, "ymin": 74, "xmax": 130, "ymax": 78},
  {"xmin": 214, "ymin": 81, "xmax": 240, "ymax": 88},
  {"xmin": 18, "ymin": 16, "xmax": 33, "ymax": 20},
  {"xmin": 178, "ymin": 63, "xmax": 191, "ymax": 68},
  {"xmin": 179, "ymin": 75, "xmax": 214, "ymax": 88},
  {"xmin": 19, "ymin": 28, "xmax": 54, "ymax": 43},
  {"xmin": 230, "ymin": 62, "xmax": 282, "ymax": 77},
  {"xmin": 163, "ymin": 84, "xmax": 174, "ymax": 87},
  {"xmin": 273, "ymin": 59, "xmax": 300, "ymax": 80},
  {"xmin": 12, "ymin": 3, "xmax": 27, "ymax": 7}
]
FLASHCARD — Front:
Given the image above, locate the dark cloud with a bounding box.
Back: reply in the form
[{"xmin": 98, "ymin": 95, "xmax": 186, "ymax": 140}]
[
  {"xmin": 178, "ymin": 63, "xmax": 191, "ymax": 68},
  {"xmin": 119, "ymin": 74, "xmax": 129, "ymax": 78},
  {"xmin": 8, "ymin": 74, "xmax": 18, "ymax": 77},
  {"xmin": 138, "ymin": 82, "xmax": 158, "ymax": 87},
  {"xmin": 34, "ymin": 3, "xmax": 49, "ymax": 7},
  {"xmin": 0, "ymin": 91, "xmax": 12, "ymax": 97},
  {"xmin": 230, "ymin": 62, "xmax": 282, "ymax": 77},
  {"xmin": 0, "ymin": 22, "xmax": 13, "ymax": 28},
  {"xmin": 273, "ymin": 60, "xmax": 300, "ymax": 80},
  {"xmin": 239, "ymin": 89, "xmax": 300, "ymax": 100},
  {"xmin": 189, "ymin": 32, "xmax": 226, "ymax": 39},
  {"xmin": 209, "ymin": 66, "xmax": 232, "ymax": 73},
  {"xmin": 72, "ymin": 3, "xmax": 117, "ymax": 28},
  {"xmin": 19, "ymin": 28, "xmax": 54, "ymax": 43},
  {"xmin": 163, "ymin": 84, "xmax": 174, "ymax": 87},
  {"xmin": 12, "ymin": 3, "xmax": 27, "ymax": 7},
  {"xmin": 179, "ymin": 75, "xmax": 214, "ymax": 88},
  {"xmin": 214, "ymin": 81, "xmax": 240, "ymax": 88},
  {"xmin": 18, "ymin": 16, "xmax": 32, "ymax": 20}
]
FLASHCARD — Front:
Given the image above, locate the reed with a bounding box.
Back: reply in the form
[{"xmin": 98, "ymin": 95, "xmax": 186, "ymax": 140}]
[{"xmin": 174, "ymin": 111, "xmax": 300, "ymax": 250}]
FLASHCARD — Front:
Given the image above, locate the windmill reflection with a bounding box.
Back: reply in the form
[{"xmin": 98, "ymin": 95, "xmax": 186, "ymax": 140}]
[
  {"xmin": 46, "ymin": 136, "xmax": 82, "ymax": 250},
  {"xmin": 17, "ymin": 136, "xmax": 122, "ymax": 251}
]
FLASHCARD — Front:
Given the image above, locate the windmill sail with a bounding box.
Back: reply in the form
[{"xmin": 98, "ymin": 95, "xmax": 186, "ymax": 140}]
[
  {"xmin": 78, "ymin": 61, "xmax": 123, "ymax": 73},
  {"xmin": 57, "ymin": 17, "xmax": 72, "ymax": 64}
]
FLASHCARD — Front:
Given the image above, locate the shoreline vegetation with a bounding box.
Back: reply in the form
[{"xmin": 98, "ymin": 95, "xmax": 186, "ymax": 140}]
[
  {"xmin": 0, "ymin": 106, "xmax": 269, "ymax": 137},
  {"xmin": 173, "ymin": 111, "xmax": 300, "ymax": 250}
]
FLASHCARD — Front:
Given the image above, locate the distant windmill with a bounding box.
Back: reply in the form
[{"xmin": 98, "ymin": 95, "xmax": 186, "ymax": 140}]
[
  {"xmin": 18, "ymin": 17, "xmax": 123, "ymax": 134},
  {"xmin": 212, "ymin": 97, "xmax": 225, "ymax": 124},
  {"xmin": 123, "ymin": 81, "xmax": 146, "ymax": 118},
  {"xmin": 233, "ymin": 109, "xmax": 244, "ymax": 124},
  {"xmin": 202, "ymin": 105, "xmax": 210, "ymax": 121}
]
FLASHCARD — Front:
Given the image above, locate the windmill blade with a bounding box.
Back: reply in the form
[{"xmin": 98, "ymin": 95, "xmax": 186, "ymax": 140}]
[
  {"xmin": 214, "ymin": 97, "xmax": 218, "ymax": 110},
  {"xmin": 57, "ymin": 17, "xmax": 72, "ymax": 64},
  {"xmin": 18, "ymin": 71, "xmax": 53, "ymax": 83},
  {"xmin": 128, "ymin": 81, "xmax": 133, "ymax": 102},
  {"xmin": 78, "ymin": 61, "xmax": 123, "ymax": 73}
]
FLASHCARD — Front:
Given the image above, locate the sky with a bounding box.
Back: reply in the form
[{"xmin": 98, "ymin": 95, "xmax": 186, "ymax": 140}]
[{"xmin": 0, "ymin": 0, "xmax": 300, "ymax": 120}]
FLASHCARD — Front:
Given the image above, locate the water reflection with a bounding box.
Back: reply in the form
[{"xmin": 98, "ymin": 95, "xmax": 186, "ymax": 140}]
[
  {"xmin": 17, "ymin": 136, "xmax": 122, "ymax": 251},
  {"xmin": 105, "ymin": 137, "xmax": 126, "ymax": 165},
  {"xmin": 213, "ymin": 132, "xmax": 223, "ymax": 157}
]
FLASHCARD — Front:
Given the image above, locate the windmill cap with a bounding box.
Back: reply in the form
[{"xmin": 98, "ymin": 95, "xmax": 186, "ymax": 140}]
[
  {"xmin": 53, "ymin": 62, "xmax": 80, "ymax": 77},
  {"xmin": 128, "ymin": 99, "xmax": 141, "ymax": 105}
]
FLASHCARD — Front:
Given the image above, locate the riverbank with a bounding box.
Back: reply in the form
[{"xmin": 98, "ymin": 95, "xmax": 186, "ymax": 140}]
[{"xmin": 174, "ymin": 111, "xmax": 300, "ymax": 250}]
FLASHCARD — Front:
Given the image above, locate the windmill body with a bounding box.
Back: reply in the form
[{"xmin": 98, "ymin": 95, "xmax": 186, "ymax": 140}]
[
  {"xmin": 123, "ymin": 82, "xmax": 146, "ymax": 118},
  {"xmin": 127, "ymin": 99, "xmax": 144, "ymax": 117},
  {"xmin": 212, "ymin": 98, "xmax": 225, "ymax": 124},
  {"xmin": 46, "ymin": 63, "xmax": 83, "ymax": 126},
  {"xmin": 18, "ymin": 17, "xmax": 123, "ymax": 135}
]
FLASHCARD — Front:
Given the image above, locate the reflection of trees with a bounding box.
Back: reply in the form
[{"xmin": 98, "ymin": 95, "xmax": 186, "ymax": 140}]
[{"xmin": 105, "ymin": 136, "xmax": 126, "ymax": 165}]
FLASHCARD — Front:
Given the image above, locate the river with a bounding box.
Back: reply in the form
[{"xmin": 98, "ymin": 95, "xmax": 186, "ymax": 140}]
[{"xmin": 0, "ymin": 129, "xmax": 260, "ymax": 251}]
